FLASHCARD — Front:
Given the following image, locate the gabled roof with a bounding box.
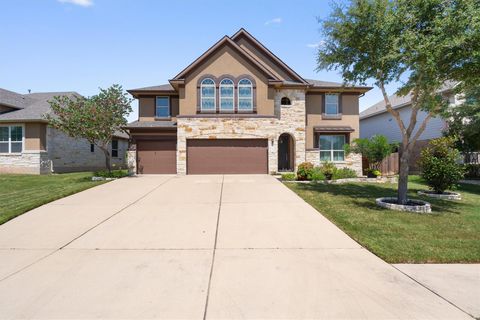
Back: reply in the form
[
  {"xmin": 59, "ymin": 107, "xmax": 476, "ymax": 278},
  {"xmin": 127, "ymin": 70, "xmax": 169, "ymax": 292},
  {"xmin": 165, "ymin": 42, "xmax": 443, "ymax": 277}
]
[
  {"xmin": 0, "ymin": 88, "xmax": 34, "ymax": 109},
  {"xmin": 360, "ymin": 81, "xmax": 458, "ymax": 120},
  {"xmin": 127, "ymin": 84, "xmax": 176, "ymax": 97},
  {"xmin": 231, "ymin": 28, "xmax": 308, "ymax": 85},
  {"xmin": 0, "ymin": 91, "xmax": 78, "ymax": 122},
  {"xmin": 170, "ymin": 35, "xmax": 280, "ymax": 83}
]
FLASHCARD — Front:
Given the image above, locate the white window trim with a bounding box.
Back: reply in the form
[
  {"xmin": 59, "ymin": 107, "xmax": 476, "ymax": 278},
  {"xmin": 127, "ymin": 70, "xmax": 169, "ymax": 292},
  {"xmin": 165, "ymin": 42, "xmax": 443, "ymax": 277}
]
[
  {"xmin": 0, "ymin": 124, "xmax": 24, "ymax": 154},
  {"xmin": 325, "ymin": 93, "xmax": 339, "ymax": 115},
  {"xmin": 200, "ymin": 78, "xmax": 216, "ymax": 112},
  {"xmin": 219, "ymin": 78, "xmax": 234, "ymax": 111},
  {"xmin": 237, "ymin": 78, "xmax": 253, "ymax": 111},
  {"xmin": 155, "ymin": 96, "xmax": 170, "ymax": 118},
  {"xmin": 319, "ymin": 134, "xmax": 346, "ymax": 162}
]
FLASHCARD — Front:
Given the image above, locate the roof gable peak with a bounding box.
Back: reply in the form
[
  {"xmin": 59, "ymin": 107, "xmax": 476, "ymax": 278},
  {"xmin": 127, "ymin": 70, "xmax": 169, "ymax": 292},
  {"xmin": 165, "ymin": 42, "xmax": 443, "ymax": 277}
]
[{"xmin": 171, "ymin": 34, "xmax": 279, "ymax": 82}]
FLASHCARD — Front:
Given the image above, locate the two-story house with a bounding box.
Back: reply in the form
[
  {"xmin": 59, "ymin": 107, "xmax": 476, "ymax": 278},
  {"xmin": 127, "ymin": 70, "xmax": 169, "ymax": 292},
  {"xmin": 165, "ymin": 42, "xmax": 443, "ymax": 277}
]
[{"xmin": 126, "ymin": 29, "xmax": 371, "ymax": 175}]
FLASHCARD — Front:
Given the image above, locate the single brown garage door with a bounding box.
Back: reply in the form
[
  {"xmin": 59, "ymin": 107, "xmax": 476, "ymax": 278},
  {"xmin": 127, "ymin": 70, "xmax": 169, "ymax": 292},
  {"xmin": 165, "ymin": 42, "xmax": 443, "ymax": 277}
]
[
  {"xmin": 187, "ymin": 139, "xmax": 268, "ymax": 174},
  {"xmin": 137, "ymin": 139, "xmax": 176, "ymax": 174}
]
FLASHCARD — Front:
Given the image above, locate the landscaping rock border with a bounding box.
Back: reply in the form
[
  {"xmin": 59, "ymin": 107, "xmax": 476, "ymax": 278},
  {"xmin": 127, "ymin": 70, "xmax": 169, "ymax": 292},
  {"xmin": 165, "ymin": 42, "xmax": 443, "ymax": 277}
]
[
  {"xmin": 376, "ymin": 197, "xmax": 432, "ymax": 213},
  {"xmin": 91, "ymin": 176, "xmax": 118, "ymax": 181},
  {"xmin": 281, "ymin": 176, "xmax": 397, "ymax": 184},
  {"xmin": 417, "ymin": 190, "xmax": 461, "ymax": 200}
]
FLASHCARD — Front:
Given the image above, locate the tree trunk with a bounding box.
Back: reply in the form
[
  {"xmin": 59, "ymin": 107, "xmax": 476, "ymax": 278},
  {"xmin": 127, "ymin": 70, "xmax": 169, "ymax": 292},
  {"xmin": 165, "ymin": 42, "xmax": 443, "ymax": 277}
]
[
  {"xmin": 398, "ymin": 146, "xmax": 410, "ymax": 205},
  {"xmin": 100, "ymin": 147, "xmax": 112, "ymax": 173}
]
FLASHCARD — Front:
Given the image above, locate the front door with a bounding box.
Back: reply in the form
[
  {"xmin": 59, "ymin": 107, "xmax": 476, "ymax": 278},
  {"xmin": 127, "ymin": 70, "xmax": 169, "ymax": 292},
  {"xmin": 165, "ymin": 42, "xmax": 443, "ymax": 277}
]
[{"xmin": 278, "ymin": 134, "xmax": 291, "ymax": 172}]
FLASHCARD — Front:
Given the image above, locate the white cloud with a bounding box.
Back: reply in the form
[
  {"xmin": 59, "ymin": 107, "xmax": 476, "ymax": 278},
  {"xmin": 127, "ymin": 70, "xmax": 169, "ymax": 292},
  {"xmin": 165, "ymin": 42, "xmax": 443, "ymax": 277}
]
[
  {"xmin": 264, "ymin": 17, "xmax": 282, "ymax": 26},
  {"xmin": 58, "ymin": 0, "xmax": 94, "ymax": 7},
  {"xmin": 306, "ymin": 40, "xmax": 326, "ymax": 48}
]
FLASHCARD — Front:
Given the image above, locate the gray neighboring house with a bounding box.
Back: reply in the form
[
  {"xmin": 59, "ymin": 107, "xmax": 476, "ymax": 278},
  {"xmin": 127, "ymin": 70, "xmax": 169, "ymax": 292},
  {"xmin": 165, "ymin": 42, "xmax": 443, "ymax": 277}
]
[
  {"xmin": 0, "ymin": 88, "xmax": 128, "ymax": 174},
  {"xmin": 360, "ymin": 82, "xmax": 459, "ymax": 170}
]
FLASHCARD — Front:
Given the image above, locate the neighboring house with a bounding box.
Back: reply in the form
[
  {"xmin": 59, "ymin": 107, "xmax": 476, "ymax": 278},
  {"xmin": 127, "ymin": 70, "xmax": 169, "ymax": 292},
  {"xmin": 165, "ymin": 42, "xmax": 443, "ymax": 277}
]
[
  {"xmin": 126, "ymin": 28, "xmax": 371, "ymax": 175},
  {"xmin": 0, "ymin": 88, "xmax": 128, "ymax": 174},
  {"xmin": 360, "ymin": 82, "xmax": 459, "ymax": 171}
]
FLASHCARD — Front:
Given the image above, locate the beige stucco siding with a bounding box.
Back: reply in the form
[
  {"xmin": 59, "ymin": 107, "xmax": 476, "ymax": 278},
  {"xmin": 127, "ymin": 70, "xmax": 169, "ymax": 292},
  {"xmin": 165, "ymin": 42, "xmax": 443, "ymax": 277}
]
[
  {"xmin": 235, "ymin": 37, "xmax": 293, "ymax": 81},
  {"xmin": 180, "ymin": 45, "xmax": 274, "ymax": 116},
  {"xmin": 138, "ymin": 96, "xmax": 179, "ymax": 121},
  {"xmin": 305, "ymin": 93, "xmax": 360, "ymax": 149},
  {"xmin": 25, "ymin": 123, "xmax": 47, "ymax": 151}
]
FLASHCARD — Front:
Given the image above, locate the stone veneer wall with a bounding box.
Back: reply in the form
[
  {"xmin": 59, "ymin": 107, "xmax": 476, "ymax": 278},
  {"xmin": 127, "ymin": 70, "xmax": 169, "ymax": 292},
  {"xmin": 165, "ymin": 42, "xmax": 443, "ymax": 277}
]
[
  {"xmin": 306, "ymin": 150, "xmax": 363, "ymax": 176},
  {"xmin": 176, "ymin": 89, "xmax": 306, "ymax": 174},
  {"xmin": 47, "ymin": 128, "xmax": 128, "ymax": 173},
  {"xmin": 0, "ymin": 151, "xmax": 50, "ymax": 174}
]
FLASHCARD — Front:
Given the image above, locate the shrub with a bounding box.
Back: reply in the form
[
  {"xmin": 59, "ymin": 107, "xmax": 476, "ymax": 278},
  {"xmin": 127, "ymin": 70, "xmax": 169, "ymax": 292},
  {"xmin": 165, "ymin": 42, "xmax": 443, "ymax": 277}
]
[
  {"xmin": 346, "ymin": 135, "xmax": 395, "ymax": 172},
  {"xmin": 281, "ymin": 173, "xmax": 296, "ymax": 181},
  {"xmin": 320, "ymin": 161, "xmax": 336, "ymax": 180},
  {"xmin": 297, "ymin": 162, "xmax": 314, "ymax": 181},
  {"xmin": 333, "ymin": 167, "xmax": 358, "ymax": 179},
  {"xmin": 465, "ymin": 164, "xmax": 480, "ymax": 179},
  {"xmin": 311, "ymin": 167, "xmax": 326, "ymax": 181},
  {"xmin": 94, "ymin": 169, "xmax": 129, "ymax": 178},
  {"xmin": 418, "ymin": 137, "xmax": 465, "ymax": 193}
]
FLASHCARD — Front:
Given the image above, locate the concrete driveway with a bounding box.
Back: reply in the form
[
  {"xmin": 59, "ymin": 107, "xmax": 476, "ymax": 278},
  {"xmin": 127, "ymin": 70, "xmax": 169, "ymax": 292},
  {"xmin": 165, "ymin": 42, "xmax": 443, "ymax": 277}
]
[{"xmin": 0, "ymin": 175, "xmax": 473, "ymax": 319}]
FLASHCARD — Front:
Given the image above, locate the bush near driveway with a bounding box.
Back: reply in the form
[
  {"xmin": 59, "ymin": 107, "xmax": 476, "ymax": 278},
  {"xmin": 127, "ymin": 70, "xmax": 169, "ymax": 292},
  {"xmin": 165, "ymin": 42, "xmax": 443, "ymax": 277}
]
[
  {"xmin": 0, "ymin": 172, "xmax": 107, "ymax": 225},
  {"xmin": 286, "ymin": 176, "xmax": 480, "ymax": 263}
]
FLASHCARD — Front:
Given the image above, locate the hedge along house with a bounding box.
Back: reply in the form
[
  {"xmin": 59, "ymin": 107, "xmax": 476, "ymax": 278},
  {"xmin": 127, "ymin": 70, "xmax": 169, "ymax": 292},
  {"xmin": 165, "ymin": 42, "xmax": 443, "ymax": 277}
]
[
  {"xmin": 0, "ymin": 88, "xmax": 128, "ymax": 174},
  {"xmin": 126, "ymin": 29, "xmax": 371, "ymax": 175}
]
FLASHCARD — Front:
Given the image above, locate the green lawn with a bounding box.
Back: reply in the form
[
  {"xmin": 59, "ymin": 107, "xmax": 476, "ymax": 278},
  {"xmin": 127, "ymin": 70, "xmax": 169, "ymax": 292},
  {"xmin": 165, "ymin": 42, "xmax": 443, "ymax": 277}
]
[
  {"xmin": 286, "ymin": 176, "xmax": 480, "ymax": 263},
  {"xmin": 0, "ymin": 172, "xmax": 107, "ymax": 225}
]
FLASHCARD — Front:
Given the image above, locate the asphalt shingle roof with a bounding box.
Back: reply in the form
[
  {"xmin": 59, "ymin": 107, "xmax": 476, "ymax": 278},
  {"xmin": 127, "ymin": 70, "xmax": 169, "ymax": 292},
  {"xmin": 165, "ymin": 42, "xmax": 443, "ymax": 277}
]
[
  {"xmin": 360, "ymin": 81, "xmax": 458, "ymax": 120},
  {"xmin": 125, "ymin": 120, "xmax": 177, "ymax": 129},
  {"xmin": 128, "ymin": 84, "xmax": 175, "ymax": 92},
  {"xmin": 0, "ymin": 91, "xmax": 78, "ymax": 122}
]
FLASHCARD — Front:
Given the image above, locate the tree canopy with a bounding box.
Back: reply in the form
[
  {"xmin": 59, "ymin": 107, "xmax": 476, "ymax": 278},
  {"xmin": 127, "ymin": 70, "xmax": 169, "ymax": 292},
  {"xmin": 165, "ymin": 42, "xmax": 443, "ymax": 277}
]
[
  {"xmin": 317, "ymin": 0, "xmax": 480, "ymax": 204},
  {"xmin": 46, "ymin": 84, "xmax": 132, "ymax": 172}
]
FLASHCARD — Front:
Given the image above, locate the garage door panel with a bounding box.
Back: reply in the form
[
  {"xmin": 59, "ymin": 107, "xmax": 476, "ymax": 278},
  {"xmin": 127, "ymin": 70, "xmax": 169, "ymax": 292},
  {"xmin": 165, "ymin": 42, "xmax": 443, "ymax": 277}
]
[
  {"xmin": 137, "ymin": 139, "xmax": 176, "ymax": 174},
  {"xmin": 187, "ymin": 139, "xmax": 268, "ymax": 174}
]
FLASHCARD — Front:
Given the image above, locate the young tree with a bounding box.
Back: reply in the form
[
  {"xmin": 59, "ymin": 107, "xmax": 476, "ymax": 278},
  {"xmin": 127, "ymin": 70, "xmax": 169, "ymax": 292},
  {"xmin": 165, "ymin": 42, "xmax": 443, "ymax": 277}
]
[
  {"xmin": 346, "ymin": 135, "xmax": 395, "ymax": 173},
  {"xmin": 46, "ymin": 84, "xmax": 132, "ymax": 172},
  {"xmin": 317, "ymin": 0, "xmax": 480, "ymax": 204}
]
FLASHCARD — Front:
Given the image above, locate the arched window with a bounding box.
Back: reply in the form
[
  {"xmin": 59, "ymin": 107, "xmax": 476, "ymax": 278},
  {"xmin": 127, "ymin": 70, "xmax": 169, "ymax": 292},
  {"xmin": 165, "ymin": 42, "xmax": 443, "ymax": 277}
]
[
  {"xmin": 238, "ymin": 78, "xmax": 253, "ymax": 111},
  {"xmin": 281, "ymin": 97, "xmax": 291, "ymax": 105},
  {"xmin": 219, "ymin": 78, "xmax": 234, "ymax": 111},
  {"xmin": 200, "ymin": 78, "xmax": 216, "ymax": 111}
]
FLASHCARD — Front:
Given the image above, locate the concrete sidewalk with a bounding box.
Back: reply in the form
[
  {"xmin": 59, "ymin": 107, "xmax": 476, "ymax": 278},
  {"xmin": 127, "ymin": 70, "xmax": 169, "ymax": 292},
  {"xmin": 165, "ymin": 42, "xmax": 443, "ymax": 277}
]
[{"xmin": 0, "ymin": 175, "xmax": 474, "ymax": 319}]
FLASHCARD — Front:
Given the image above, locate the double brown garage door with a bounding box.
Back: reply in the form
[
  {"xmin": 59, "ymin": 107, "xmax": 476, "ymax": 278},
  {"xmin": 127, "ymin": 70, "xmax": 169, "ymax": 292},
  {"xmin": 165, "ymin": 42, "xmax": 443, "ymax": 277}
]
[
  {"xmin": 187, "ymin": 139, "xmax": 268, "ymax": 174},
  {"xmin": 137, "ymin": 138, "xmax": 268, "ymax": 174}
]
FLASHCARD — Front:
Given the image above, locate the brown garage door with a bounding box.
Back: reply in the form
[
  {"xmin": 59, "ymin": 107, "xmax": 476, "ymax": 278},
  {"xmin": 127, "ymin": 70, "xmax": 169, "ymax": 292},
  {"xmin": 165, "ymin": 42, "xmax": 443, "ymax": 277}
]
[
  {"xmin": 187, "ymin": 139, "xmax": 268, "ymax": 174},
  {"xmin": 137, "ymin": 139, "xmax": 176, "ymax": 174}
]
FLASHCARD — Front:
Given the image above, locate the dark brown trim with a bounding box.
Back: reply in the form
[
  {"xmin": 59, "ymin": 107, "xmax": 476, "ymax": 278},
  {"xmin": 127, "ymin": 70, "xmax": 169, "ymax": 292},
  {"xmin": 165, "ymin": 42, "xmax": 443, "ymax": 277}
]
[
  {"xmin": 197, "ymin": 74, "xmax": 218, "ymax": 113},
  {"xmin": 313, "ymin": 132, "xmax": 350, "ymax": 148},
  {"xmin": 231, "ymin": 28, "xmax": 308, "ymax": 84},
  {"xmin": 177, "ymin": 114, "xmax": 271, "ymax": 119},
  {"xmin": 171, "ymin": 36, "xmax": 279, "ymax": 81}
]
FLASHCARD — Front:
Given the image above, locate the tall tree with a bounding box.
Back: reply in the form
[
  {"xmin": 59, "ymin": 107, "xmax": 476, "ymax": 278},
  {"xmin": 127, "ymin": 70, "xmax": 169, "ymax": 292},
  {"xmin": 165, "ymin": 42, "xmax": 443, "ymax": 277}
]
[
  {"xmin": 46, "ymin": 84, "xmax": 132, "ymax": 172},
  {"xmin": 317, "ymin": 0, "xmax": 480, "ymax": 204}
]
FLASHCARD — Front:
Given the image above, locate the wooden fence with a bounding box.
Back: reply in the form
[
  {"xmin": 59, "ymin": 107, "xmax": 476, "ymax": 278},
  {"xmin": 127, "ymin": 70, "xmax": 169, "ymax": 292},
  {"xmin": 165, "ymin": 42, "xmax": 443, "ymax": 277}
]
[{"xmin": 362, "ymin": 152, "xmax": 399, "ymax": 175}]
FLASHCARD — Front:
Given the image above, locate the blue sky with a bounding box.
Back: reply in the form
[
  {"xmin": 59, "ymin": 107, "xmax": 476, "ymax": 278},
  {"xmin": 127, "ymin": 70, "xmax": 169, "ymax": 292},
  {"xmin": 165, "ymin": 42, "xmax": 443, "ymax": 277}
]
[{"xmin": 1, "ymin": 0, "xmax": 399, "ymax": 122}]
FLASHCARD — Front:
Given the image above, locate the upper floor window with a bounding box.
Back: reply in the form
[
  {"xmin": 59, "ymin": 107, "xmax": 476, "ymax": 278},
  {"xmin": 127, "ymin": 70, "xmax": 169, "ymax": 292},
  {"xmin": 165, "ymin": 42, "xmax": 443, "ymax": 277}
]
[
  {"xmin": 238, "ymin": 78, "xmax": 253, "ymax": 111},
  {"xmin": 0, "ymin": 125, "xmax": 23, "ymax": 154},
  {"xmin": 325, "ymin": 94, "xmax": 339, "ymax": 115},
  {"xmin": 219, "ymin": 78, "xmax": 234, "ymax": 111},
  {"xmin": 156, "ymin": 96, "xmax": 170, "ymax": 118},
  {"xmin": 201, "ymin": 78, "xmax": 216, "ymax": 111},
  {"xmin": 281, "ymin": 97, "xmax": 291, "ymax": 105}
]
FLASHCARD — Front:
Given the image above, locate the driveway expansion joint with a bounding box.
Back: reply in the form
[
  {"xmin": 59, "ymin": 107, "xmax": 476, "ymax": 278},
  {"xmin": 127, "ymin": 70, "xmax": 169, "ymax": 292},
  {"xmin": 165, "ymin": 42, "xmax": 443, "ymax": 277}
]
[{"xmin": 202, "ymin": 175, "xmax": 224, "ymax": 320}]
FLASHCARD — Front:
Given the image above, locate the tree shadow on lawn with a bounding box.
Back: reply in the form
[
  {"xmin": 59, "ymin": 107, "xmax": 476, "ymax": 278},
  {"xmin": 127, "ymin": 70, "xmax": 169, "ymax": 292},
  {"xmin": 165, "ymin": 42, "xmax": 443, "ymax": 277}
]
[{"xmin": 293, "ymin": 182, "xmax": 470, "ymax": 215}]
